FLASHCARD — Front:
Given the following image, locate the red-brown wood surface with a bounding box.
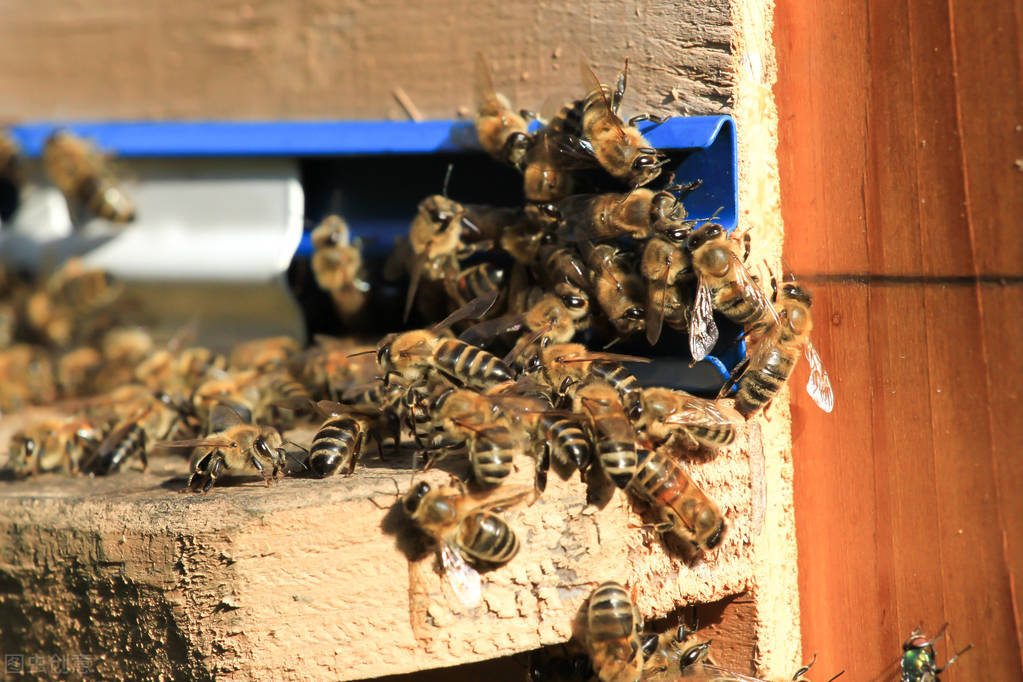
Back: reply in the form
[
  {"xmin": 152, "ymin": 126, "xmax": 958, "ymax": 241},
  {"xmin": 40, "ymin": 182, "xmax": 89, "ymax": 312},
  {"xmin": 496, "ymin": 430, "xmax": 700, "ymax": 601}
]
[{"xmin": 775, "ymin": 0, "xmax": 1023, "ymax": 679}]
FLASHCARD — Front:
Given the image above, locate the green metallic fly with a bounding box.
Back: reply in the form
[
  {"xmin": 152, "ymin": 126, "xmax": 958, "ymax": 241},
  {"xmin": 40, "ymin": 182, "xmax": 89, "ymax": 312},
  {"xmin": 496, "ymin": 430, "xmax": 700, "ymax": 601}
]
[{"xmin": 900, "ymin": 624, "xmax": 972, "ymax": 682}]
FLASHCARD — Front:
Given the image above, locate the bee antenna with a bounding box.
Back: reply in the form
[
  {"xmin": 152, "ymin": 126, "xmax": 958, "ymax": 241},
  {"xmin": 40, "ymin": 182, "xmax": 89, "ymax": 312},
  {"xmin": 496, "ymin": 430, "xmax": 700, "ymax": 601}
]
[
  {"xmin": 442, "ymin": 163, "xmax": 454, "ymax": 198},
  {"xmin": 780, "ymin": 256, "xmax": 797, "ymax": 282},
  {"xmin": 825, "ymin": 671, "xmax": 846, "ymax": 682}
]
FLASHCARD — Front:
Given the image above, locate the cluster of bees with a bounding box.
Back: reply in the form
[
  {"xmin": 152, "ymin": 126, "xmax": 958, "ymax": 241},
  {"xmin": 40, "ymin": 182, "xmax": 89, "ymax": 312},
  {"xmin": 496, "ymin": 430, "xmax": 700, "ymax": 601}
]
[{"xmin": 4, "ymin": 57, "xmax": 978, "ymax": 682}]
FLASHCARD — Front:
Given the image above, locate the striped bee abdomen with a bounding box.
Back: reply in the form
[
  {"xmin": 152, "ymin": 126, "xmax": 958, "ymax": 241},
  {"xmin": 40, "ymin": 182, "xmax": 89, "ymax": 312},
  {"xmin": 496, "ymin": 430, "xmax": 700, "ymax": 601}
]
[{"xmin": 456, "ymin": 510, "xmax": 519, "ymax": 565}]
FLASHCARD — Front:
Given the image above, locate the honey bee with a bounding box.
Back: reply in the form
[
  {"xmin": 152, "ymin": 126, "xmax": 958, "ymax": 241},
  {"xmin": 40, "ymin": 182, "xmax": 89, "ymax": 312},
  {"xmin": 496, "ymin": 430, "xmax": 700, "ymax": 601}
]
[
  {"xmin": 583, "ymin": 581, "xmax": 644, "ymax": 682},
  {"xmin": 558, "ymin": 188, "xmax": 693, "ymax": 244},
  {"xmin": 527, "ymin": 647, "xmax": 594, "ymax": 682},
  {"xmin": 538, "ymin": 244, "xmax": 592, "ymax": 328},
  {"xmin": 311, "ymin": 214, "xmax": 371, "ymax": 321},
  {"xmin": 135, "ymin": 346, "xmax": 225, "ymax": 393},
  {"xmin": 639, "ymin": 626, "xmax": 711, "ymax": 682},
  {"xmin": 56, "ymin": 346, "xmax": 103, "ymax": 397},
  {"xmin": 447, "ymin": 263, "xmax": 506, "ymax": 308},
  {"xmin": 402, "ymin": 480, "xmax": 531, "ymax": 607},
  {"xmin": 489, "ymin": 390, "xmax": 593, "ymax": 476},
  {"xmin": 96, "ymin": 390, "xmax": 187, "ymax": 474},
  {"xmin": 404, "ymin": 195, "xmax": 496, "ymax": 320},
  {"xmin": 628, "ymin": 447, "xmax": 725, "ymax": 553},
  {"xmin": 419, "ymin": 386, "xmax": 525, "ymax": 488},
  {"xmin": 898, "ymin": 625, "xmax": 971, "ymax": 682},
  {"xmin": 460, "ymin": 293, "xmax": 577, "ymax": 366},
  {"xmin": 582, "ymin": 242, "xmax": 647, "ymax": 339},
  {"xmin": 293, "ymin": 336, "xmax": 377, "ymax": 402},
  {"xmin": 573, "ymin": 382, "xmax": 639, "ymax": 489},
  {"xmin": 521, "ymin": 125, "xmax": 594, "ymax": 203},
  {"xmin": 228, "ymin": 336, "xmax": 301, "ymax": 373},
  {"xmin": 7, "ymin": 417, "xmax": 103, "ymax": 477},
  {"xmin": 376, "ymin": 292, "xmax": 513, "ymax": 391},
  {"xmin": 190, "ymin": 372, "xmax": 259, "ymax": 432},
  {"xmin": 732, "ymin": 282, "xmax": 834, "ymax": 416},
  {"xmin": 579, "ymin": 61, "xmax": 668, "ymax": 188},
  {"xmin": 684, "ymin": 222, "xmax": 775, "ymax": 362},
  {"xmin": 166, "ymin": 404, "xmax": 288, "ymax": 493},
  {"xmin": 524, "ymin": 343, "xmax": 648, "ymax": 421},
  {"xmin": 46, "ymin": 258, "xmax": 122, "ymax": 311},
  {"xmin": 0, "ymin": 343, "xmax": 57, "ymax": 410},
  {"xmin": 637, "ymin": 388, "xmax": 743, "ymax": 452},
  {"xmin": 304, "ymin": 400, "xmax": 384, "ymax": 477},
  {"xmin": 474, "ymin": 53, "xmax": 533, "ymax": 167},
  {"xmin": 640, "ymin": 235, "xmax": 694, "ymax": 345},
  {"xmin": 42, "ymin": 130, "xmax": 136, "ymax": 224}
]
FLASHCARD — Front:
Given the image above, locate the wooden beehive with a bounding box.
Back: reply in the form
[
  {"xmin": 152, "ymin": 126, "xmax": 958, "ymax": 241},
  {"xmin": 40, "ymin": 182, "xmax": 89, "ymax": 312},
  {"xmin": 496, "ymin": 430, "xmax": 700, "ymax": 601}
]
[{"xmin": 0, "ymin": 0, "xmax": 806, "ymax": 679}]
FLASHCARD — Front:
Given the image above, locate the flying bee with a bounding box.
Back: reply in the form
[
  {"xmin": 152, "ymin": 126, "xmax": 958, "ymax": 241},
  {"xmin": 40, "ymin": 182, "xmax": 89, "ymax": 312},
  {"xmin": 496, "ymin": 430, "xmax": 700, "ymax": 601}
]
[
  {"xmin": 640, "ymin": 235, "xmax": 694, "ymax": 345},
  {"xmin": 628, "ymin": 446, "xmax": 725, "ymax": 554},
  {"xmin": 7, "ymin": 418, "xmax": 103, "ymax": 478},
  {"xmin": 474, "ymin": 52, "xmax": 533, "ymax": 167},
  {"xmin": 572, "ymin": 382, "xmax": 639, "ymax": 489},
  {"xmin": 731, "ymin": 282, "xmax": 834, "ymax": 416},
  {"xmin": 684, "ymin": 222, "xmax": 775, "ymax": 362},
  {"xmin": 228, "ymin": 336, "xmax": 301, "ymax": 373},
  {"xmin": 310, "ymin": 213, "xmax": 371, "ymax": 321},
  {"xmin": 402, "ymin": 480, "xmax": 532, "ymax": 607},
  {"xmin": 582, "ymin": 241, "xmax": 647, "ymax": 339},
  {"xmin": 42, "ymin": 130, "xmax": 136, "ymax": 224},
  {"xmin": 579, "ymin": 60, "xmax": 668, "ymax": 187},
  {"xmin": 95, "ymin": 390, "xmax": 187, "ymax": 474},
  {"xmin": 637, "ymin": 387, "xmax": 743, "ymax": 452},
  {"xmin": 162, "ymin": 404, "xmax": 288, "ymax": 493},
  {"xmin": 894, "ymin": 624, "xmax": 971, "ymax": 682},
  {"xmin": 583, "ymin": 581, "xmax": 644, "ymax": 682},
  {"xmin": 639, "ymin": 625, "xmax": 711, "ymax": 682},
  {"xmin": 376, "ymin": 292, "xmax": 513, "ymax": 391},
  {"xmin": 524, "ymin": 342, "xmax": 648, "ymax": 421}
]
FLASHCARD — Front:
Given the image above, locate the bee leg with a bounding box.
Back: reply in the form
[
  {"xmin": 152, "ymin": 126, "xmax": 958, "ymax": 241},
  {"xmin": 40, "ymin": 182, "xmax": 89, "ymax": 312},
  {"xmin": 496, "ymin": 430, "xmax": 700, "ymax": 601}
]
[
  {"xmin": 534, "ymin": 446, "xmax": 550, "ymax": 494},
  {"xmin": 202, "ymin": 455, "xmax": 224, "ymax": 494},
  {"xmin": 250, "ymin": 453, "xmax": 271, "ymax": 486},
  {"xmin": 346, "ymin": 431, "xmax": 365, "ymax": 475},
  {"xmin": 139, "ymin": 431, "xmax": 149, "ymax": 472},
  {"xmin": 627, "ymin": 113, "xmax": 669, "ymax": 127}
]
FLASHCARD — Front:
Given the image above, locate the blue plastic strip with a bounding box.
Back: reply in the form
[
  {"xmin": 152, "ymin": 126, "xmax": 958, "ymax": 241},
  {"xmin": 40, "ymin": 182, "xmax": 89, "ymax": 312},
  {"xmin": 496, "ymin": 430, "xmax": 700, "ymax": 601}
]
[{"xmin": 10, "ymin": 117, "xmax": 737, "ymax": 236}]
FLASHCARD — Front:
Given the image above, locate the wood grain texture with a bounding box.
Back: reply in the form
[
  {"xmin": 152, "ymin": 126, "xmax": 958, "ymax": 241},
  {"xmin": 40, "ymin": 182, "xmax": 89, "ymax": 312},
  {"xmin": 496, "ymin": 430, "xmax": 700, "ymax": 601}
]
[
  {"xmin": 0, "ymin": 0, "xmax": 737, "ymax": 122},
  {"xmin": 0, "ymin": 419, "xmax": 760, "ymax": 681},
  {"xmin": 775, "ymin": 0, "xmax": 1023, "ymax": 679}
]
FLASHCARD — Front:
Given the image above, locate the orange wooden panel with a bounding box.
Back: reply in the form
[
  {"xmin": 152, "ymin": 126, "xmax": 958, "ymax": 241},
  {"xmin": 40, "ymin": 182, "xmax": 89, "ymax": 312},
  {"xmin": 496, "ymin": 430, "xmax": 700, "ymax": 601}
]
[{"xmin": 775, "ymin": 0, "xmax": 1023, "ymax": 678}]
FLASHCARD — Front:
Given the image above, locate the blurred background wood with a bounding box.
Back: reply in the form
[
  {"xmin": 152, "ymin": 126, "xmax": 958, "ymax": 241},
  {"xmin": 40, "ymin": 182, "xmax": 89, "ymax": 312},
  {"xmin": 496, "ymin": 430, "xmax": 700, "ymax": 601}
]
[{"xmin": 775, "ymin": 0, "xmax": 1023, "ymax": 679}]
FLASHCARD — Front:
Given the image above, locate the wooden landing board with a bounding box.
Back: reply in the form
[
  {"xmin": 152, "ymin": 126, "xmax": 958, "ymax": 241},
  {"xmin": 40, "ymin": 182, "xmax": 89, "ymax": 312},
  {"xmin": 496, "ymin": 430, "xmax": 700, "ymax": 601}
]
[
  {"xmin": 0, "ymin": 415, "xmax": 761, "ymax": 681},
  {"xmin": 775, "ymin": 0, "xmax": 1023, "ymax": 679}
]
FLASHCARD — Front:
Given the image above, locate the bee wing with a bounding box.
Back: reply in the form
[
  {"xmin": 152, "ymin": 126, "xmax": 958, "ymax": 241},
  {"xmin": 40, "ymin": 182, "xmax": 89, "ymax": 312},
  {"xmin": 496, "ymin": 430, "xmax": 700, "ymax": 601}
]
[
  {"xmin": 646, "ymin": 258, "xmax": 673, "ymax": 345},
  {"xmin": 473, "ymin": 52, "xmax": 498, "ymax": 108},
  {"xmin": 433, "ymin": 290, "xmax": 501, "ymax": 332},
  {"xmin": 209, "ymin": 403, "xmax": 249, "ymax": 431},
  {"xmin": 689, "ymin": 278, "xmax": 719, "ymax": 362},
  {"xmin": 458, "ymin": 313, "xmax": 525, "ymax": 347},
  {"xmin": 440, "ymin": 542, "xmax": 482, "ymax": 609},
  {"xmin": 316, "ymin": 400, "xmax": 347, "ymax": 417},
  {"xmin": 579, "ymin": 61, "xmax": 626, "ymax": 140},
  {"xmin": 501, "ymin": 322, "xmax": 554, "ymax": 365},
  {"xmin": 403, "ymin": 253, "xmax": 428, "ymax": 323},
  {"xmin": 155, "ymin": 438, "xmax": 231, "ymax": 450},
  {"xmin": 804, "ymin": 340, "xmax": 835, "ymax": 413},
  {"xmin": 662, "ymin": 402, "xmax": 744, "ymax": 431},
  {"xmin": 727, "ymin": 251, "xmax": 781, "ymax": 327},
  {"xmin": 557, "ymin": 351, "xmax": 651, "ymax": 364}
]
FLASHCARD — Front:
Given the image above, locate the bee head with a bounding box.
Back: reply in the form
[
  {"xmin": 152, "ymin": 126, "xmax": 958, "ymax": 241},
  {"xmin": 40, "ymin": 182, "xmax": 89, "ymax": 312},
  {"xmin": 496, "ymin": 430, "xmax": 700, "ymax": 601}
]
[
  {"xmin": 703, "ymin": 516, "xmax": 726, "ymax": 551},
  {"xmin": 403, "ymin": 481, "xmax": 432, "ymax": 514},
  {"xmin": 781, "ymin": 282, "xmax": 813, "ymax": 306}
]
